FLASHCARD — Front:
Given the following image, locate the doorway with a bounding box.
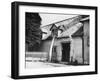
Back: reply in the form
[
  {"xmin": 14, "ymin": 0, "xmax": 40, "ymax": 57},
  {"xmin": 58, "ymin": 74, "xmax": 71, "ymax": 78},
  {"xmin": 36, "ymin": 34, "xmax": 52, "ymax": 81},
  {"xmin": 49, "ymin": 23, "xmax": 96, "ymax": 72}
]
[{"xmin": 62, "ymin": 42, "xmax": 70, "ymax": 62}]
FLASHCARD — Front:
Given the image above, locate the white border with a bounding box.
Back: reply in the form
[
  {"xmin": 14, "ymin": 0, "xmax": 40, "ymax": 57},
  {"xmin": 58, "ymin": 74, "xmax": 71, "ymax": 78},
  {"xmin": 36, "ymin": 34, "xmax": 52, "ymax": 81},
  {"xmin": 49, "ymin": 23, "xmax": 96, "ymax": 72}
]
[{"xmin": 19, "ymin": 5, "xmax": 95, "ymax": 76}]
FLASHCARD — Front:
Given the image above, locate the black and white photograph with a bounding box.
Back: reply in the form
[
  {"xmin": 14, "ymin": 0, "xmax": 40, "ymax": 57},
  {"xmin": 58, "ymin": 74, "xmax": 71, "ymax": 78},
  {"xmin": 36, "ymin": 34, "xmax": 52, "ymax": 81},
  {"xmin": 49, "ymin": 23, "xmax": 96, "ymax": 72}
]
[
  {"xmin": 25, "ymin": 13, "xmax": 90, "ymax": 69},
  {"xmin": 11, "ymin": 1, "xmax": 97, "ymax": 79}
]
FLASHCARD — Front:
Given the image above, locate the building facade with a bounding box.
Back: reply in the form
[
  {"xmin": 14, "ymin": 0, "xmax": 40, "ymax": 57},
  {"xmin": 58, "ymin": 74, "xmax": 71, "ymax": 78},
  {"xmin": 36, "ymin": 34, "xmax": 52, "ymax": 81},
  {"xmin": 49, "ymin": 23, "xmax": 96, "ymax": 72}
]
[{"xmin": 39, "ymin": 15, "xmax": 89, "ymax": 64}]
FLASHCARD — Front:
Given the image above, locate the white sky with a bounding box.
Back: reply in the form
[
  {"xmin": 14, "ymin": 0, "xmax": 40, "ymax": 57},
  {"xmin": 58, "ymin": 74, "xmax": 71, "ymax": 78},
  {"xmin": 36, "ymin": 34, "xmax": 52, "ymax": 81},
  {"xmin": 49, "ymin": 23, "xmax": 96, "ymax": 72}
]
[{"xmin": 39, "ymin": 13, "xmax": 78, "ymax": 27}]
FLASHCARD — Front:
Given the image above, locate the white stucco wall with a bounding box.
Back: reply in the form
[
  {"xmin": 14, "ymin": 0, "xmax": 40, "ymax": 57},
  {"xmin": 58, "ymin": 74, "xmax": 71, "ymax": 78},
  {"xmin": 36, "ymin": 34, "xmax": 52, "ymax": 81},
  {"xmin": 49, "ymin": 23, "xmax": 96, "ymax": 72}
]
[
  {"xmin": 72, "ymin": 37, "xmax": 83, "ymax": 63},
  {"xmin": 41, "ymin": 37, "xmax": 83, "ymax": 63}
]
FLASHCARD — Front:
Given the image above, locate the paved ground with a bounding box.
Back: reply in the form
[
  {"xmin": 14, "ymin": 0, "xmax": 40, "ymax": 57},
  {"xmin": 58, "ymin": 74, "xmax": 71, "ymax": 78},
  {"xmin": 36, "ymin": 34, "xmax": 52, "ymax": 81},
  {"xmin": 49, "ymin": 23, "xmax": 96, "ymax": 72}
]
[{"xmin": 26, "ymin": 61, "xmax": 71, "ymax": 69}]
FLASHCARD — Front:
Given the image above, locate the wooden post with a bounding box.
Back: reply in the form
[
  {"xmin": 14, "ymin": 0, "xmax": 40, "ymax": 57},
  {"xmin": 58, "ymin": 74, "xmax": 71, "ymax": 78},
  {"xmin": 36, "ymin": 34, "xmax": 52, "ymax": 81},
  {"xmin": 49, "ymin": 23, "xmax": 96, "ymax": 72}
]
[{"xmin": 49, "ymin": 36, "xmax": 56, "ymax": 62}]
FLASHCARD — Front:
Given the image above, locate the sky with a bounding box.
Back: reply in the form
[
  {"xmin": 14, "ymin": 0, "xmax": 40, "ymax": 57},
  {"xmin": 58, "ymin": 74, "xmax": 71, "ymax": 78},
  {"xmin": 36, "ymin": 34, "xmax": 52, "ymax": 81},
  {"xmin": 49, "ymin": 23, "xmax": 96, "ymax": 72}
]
[{"xmin": 39, "ymin": 13, "xmax": 78, "ymax": 27}]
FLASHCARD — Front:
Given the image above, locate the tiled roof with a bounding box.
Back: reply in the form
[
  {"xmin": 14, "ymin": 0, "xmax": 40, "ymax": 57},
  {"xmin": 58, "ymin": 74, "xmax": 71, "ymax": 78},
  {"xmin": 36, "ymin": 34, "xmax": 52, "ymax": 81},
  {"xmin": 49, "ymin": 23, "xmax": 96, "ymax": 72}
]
[{"xmin": 41, "ymin": 16, "xmax": 89, "ymax": 40}]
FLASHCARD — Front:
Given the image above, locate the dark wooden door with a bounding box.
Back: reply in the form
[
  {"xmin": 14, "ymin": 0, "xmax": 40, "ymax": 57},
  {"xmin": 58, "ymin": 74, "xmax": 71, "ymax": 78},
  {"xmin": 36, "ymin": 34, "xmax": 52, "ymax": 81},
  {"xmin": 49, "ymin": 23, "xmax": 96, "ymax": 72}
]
[{"xmin": 62, "ymin": 43, "xmax": 70, "ymax": 62}]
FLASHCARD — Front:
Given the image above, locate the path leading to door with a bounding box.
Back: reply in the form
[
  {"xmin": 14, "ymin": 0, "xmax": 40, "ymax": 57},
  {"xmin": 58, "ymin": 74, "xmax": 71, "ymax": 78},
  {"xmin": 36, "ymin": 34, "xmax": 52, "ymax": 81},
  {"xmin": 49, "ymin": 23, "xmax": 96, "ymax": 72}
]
[{"xmin": 26, "ymin": 61, "xmax": 72, "ymax": 69}]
